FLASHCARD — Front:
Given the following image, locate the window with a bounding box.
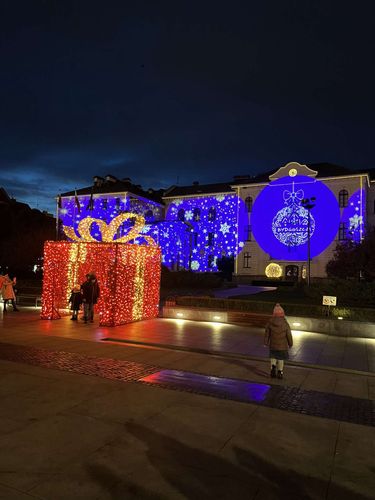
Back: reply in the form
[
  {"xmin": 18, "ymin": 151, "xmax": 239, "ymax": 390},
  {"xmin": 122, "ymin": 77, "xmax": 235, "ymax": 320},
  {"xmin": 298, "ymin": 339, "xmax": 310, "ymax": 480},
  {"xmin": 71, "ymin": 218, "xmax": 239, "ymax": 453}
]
[
  {"xmin": 338, "ymin": 222, "xmax": 347, "ymax": 241},
  {"xmin": 245, "ymin": 196, "xmax": 253, "ymax": 213},
  {"xmin": 145, "ymin": 209, "xmax": 153, "ymax": 221},
  {"xmin": 193, "ymin": 208, "xmax": 201, "ymax": 221},
  {"xmin": 208, "ymin": 207, "xmax": 216, "ymax": 221},
  {"xmin": 193, "ymin": 232, "xmax": 198, "ymax": 246},
  {"xmin": 243, "ymin": 252, "xmax": 251, "ymax": 268},
  {"xmin": 244, "ymin": 224, "xmax": 252, "ymax": 241},
  {"xmin": 178, "ymin": 209, "xmax": 185, "ymax": 221},
  {"xmin": 102, "ymin": 199, "xmax": 108, "ymax": 209},
  {"xmin": 115, "ymin": 198, "xmax": 121, "ymax": 209},
  {"xmin": 208, "ymin": 254, "xmax": 214, "ymax": 268},
  {"xmin": 339, "ymin": 190, "xmax": 349, "ymax": 208},
  {"xmin": 208, "ymin": 232, "xmax": 214, "ymax": 246}
]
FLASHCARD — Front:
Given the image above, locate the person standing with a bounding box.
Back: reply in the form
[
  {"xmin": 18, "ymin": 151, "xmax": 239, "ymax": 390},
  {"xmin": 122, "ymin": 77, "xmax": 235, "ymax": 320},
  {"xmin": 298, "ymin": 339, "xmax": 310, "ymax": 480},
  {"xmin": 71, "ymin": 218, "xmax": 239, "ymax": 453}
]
[
  {"xmin": 80, "ymin": 274, "xmax": 100, "ymax": 323},
  {"xmin": 68, "ymin": 284, "xmax": 82, "ymax": 321},
  {"xmin": 1, "ymin": 274, "xmax": 19, "ymax": 312},
  {"xmin": 264, "ymin": 303, "xmax": 293, "ymax": 379}
]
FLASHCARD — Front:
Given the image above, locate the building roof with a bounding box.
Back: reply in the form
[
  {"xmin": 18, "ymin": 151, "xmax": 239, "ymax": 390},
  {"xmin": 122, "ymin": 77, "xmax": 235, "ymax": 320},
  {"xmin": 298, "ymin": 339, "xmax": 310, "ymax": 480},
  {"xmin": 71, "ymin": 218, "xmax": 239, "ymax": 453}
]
[
  {"xmin": 163, "ymin": 181, "xmax": 235, "ymax": 198},
  {"xmin": 231, "ymin": 163, "xmax": 370, "ymax": 185},
  {"xmin": 61, "ymin": 175, "xmax": 164, "ymax": 204}
]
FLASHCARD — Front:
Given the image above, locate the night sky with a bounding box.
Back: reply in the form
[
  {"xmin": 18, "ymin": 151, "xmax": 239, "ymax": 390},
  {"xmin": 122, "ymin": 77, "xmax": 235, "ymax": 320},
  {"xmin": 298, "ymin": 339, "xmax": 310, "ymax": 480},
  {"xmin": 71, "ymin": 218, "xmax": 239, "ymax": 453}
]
[{"xmin": 1, "ymin": 0, "xmax": 374, "ymax": 213}]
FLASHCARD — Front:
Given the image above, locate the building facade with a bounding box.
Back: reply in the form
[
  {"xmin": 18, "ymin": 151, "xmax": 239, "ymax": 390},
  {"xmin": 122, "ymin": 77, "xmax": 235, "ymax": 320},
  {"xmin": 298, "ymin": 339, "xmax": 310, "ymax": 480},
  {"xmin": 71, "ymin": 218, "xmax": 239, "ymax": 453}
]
[{"xmin": 58, "ymin": 162, "xmax": 374, "ymax": 281}]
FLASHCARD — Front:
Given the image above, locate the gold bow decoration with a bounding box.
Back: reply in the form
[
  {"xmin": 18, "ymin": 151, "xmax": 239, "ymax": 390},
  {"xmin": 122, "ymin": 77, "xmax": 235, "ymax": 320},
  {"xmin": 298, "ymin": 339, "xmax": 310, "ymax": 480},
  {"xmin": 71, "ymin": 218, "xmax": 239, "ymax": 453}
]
[{"xmin": 63, "ymin": 213, "xmax": 157, "ymax": 246}]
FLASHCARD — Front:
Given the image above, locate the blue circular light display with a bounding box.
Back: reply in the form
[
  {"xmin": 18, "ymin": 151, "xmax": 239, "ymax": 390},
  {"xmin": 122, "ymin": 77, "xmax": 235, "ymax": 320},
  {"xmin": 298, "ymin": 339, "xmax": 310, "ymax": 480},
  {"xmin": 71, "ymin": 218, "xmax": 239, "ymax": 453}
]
[{"xmin": 251, "ymin": 175, "xmax": 340, "ymax": 260}]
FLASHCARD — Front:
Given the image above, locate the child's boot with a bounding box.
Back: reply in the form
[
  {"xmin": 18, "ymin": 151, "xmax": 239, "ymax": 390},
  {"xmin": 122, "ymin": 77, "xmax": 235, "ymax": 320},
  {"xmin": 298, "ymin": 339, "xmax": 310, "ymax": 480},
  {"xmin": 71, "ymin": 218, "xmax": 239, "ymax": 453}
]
[
  {"xmin": 277, "ymin": 370, "xmax": 283, "ymax": 379},
  {"xmin": 270, "ymin": 365, "xmax": 276, "ymax": 378}
]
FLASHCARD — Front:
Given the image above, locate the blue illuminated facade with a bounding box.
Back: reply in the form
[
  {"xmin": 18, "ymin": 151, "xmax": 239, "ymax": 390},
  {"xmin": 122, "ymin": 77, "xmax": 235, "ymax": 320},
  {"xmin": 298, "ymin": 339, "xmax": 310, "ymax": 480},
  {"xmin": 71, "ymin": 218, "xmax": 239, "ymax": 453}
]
[
  {"xmin": 58, "ymin": 193, "xmax": 163, "ymax": 241},
  {"xmin": 156, "ymin": 193, "xmax": 248, "ymax": 271},
  {"xmin": 59, "ymin": 164, "xmax": 373, "ymax": 279},
  {"xmin": 251, "ymin": 175, "xmax": 341, "ymax": 260},
  {"xmin": 341, "ymin": 189, "xmax": 366, "ymax": 243}
]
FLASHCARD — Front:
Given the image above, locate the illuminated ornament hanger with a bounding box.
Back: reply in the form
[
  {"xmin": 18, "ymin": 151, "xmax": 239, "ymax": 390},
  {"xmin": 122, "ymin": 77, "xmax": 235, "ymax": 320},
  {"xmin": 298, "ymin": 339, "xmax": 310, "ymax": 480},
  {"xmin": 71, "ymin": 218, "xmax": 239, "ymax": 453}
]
[
  {"xmin": 63, "ymin": 213, "xmax": 157, "ymax": 246},
  {"xmin": 272, "ymin": 182, "xmax": 315, "ymax": 247}
]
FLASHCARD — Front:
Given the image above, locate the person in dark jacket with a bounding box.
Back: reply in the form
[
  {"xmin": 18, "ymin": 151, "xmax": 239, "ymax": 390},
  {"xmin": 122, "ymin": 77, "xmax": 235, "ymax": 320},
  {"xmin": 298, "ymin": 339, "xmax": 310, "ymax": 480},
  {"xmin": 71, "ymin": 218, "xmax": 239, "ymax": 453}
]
[
  {"xmin": 264, "ymin": 303, "xmax": 293, "ymax": 379},
  {"xmin": 80, "ymin": 274, "xmax": 100, "ymax": 323},
  {"xmin": 68, "ymin": 284, "xmax": 82, "ymax": 321}
]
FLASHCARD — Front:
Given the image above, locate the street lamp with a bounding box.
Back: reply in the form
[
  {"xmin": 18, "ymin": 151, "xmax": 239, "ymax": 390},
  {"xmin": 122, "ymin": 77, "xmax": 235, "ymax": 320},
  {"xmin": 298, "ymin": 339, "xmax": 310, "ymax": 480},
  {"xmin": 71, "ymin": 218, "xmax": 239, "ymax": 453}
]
[{"xmin": 301, "ymin": 197, "xmax": 316, "ymax": 286}]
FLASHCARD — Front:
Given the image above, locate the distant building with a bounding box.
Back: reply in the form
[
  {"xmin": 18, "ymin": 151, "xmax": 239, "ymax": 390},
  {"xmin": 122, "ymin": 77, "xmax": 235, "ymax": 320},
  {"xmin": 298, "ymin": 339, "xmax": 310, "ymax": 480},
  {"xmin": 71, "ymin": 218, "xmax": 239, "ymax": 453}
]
[{"xmin": 58, "ymin": 163, "xmax": 375, "ymax": 280}]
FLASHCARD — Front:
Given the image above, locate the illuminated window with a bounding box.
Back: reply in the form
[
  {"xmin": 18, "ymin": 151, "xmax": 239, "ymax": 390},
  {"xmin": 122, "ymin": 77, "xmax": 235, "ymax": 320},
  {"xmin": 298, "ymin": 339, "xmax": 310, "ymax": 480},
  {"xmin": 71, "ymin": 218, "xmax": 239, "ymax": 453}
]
[
  {"xmin": 208, "ymin": 207, "xmax": 216, "ymax": 221},
  {"xmin": 208, "ymin": 232, "xmax": 214, "ymax": 246},
  {"xmin": 244, "ymin": 225, "xmax": 252, "ymax": 241},
  {"xmin": 245, "ymin": 196, "xmax": 253, "ymax": 213},
  {"xmin": 193, "ymin": 208, "xmax": 201, "ymax": 221},
  {"xmin": 243, "ymin": 252, "xmax": 251, "ymax": 268},
  {"xmin": 178, "ymin": 209, "xmax": 185, "ymax": 221},
  {"xmin": 338, "ymin": 222, "xmax": 347, "ymax": 241},
  {"xmin": 339, "ymin": 190, "xmax": 348, "ymax": 208}
]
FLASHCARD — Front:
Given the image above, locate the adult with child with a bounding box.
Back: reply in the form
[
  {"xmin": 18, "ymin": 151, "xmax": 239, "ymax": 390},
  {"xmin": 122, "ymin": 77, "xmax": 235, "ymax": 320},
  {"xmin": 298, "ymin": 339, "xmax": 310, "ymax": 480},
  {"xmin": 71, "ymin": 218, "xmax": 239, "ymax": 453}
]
[
  {"xmin": 80, "ymin": 273, "xmax": 100, "ymax": 323},
  {"xmin": 264, "ymin": 303, "xmax": 293, "ymax": 379}
]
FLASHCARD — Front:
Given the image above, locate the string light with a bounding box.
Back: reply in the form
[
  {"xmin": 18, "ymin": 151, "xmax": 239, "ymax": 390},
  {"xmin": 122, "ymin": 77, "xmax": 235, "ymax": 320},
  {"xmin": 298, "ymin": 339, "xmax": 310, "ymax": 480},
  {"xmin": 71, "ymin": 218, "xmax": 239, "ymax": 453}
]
[{"xmin": 41, "ymin": 214, "xmax": 161, "ymax": 326}]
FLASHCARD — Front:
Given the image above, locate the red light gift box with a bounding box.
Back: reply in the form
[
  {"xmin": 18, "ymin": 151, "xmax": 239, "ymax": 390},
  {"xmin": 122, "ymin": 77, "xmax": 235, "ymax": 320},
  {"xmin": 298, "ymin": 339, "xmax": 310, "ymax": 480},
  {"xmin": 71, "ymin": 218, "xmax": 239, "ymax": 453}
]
[{"xmin": 40, "ymin": 213, "xmax": 161, "ymax": 326}]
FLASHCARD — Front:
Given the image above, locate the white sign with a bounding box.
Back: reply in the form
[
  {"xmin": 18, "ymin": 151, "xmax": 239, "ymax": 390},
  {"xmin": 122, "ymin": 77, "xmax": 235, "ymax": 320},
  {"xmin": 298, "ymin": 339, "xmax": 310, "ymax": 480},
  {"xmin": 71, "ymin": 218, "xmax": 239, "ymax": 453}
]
[{"xmin": 322, "ymin": 295, "xmax": 337, "ymax": 306}]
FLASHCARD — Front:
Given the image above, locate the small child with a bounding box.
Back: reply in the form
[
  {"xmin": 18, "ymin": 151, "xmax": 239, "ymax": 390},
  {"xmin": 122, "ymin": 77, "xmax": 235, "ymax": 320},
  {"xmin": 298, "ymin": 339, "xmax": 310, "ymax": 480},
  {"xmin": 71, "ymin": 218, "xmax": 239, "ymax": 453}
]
[
  {"xmin": 264, "ymin": 303, "xmax": 293, "ymax": 379},
  {"xmin": 68, "ymin": 284, "xmax": 82, "ymax": 320}
]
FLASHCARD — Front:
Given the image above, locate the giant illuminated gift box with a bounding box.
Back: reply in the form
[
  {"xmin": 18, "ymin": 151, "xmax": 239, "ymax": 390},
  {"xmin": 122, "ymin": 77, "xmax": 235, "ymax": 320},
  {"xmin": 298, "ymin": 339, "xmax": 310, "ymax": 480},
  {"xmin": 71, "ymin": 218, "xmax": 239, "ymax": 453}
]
[{"xmin": 40, "ymin": 213, "xmax": 161, "ymax": 326}]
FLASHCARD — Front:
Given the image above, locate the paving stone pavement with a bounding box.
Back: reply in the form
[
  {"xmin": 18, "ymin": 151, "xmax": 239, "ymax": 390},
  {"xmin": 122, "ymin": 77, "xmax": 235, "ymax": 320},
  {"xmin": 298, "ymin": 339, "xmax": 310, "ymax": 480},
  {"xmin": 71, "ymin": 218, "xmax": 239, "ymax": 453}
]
[
  {"xmin": 1, "ymin": 310, "xmax": 375, "ymax": 499},
  {"xmin": 0, "ymin": 342, "xmax": 374, "ymax": 428}
]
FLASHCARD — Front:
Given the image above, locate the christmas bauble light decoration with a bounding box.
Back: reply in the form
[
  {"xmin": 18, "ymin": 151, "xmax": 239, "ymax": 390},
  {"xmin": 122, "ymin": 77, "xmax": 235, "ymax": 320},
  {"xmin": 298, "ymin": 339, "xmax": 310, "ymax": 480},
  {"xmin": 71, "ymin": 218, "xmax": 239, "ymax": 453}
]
[
  {"xmin": 265, "ymin": 263, "xmax": 283, "ymax": 278},
  {"xmin": 252, "ymin": 175, "xmax": 340, "ymax": 261},
  {"xmin": 272, "ymin": 183, "xmax": 315, "ymax": 247}
]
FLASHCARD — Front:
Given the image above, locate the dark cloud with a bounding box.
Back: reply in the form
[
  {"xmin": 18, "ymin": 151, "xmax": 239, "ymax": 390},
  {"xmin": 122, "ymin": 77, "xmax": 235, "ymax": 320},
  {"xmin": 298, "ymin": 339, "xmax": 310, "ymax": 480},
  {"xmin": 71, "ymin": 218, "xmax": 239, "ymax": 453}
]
[{"xmin": 0, "ymin": 0, "xmax": 374, "ymax": 213}]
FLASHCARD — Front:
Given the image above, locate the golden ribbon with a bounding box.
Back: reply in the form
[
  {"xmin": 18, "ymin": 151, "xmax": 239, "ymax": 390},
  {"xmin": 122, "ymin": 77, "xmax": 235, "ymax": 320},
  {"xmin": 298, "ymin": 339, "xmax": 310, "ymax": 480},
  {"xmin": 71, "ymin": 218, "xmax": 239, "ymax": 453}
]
[{"xmin": 63, "ymin": 213, "xmax": 157, "ymax": 246}]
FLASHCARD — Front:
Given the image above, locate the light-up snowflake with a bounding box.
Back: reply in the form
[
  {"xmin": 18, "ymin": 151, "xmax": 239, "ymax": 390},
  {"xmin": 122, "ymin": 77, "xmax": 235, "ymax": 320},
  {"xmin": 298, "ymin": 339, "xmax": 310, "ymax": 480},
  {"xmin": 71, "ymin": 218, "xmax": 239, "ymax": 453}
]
[
  {"xmin": 216, "ymin": 195, "xmax": 225, "ymax": 202},
  {"xmin": 220, "ymin": 223, "xmax": 231, "ymax": 235},
  {"xmin": 185, "ymin": 210, "xmax": 194, "ymax": 221},
  {"xmin": 349, "ymin": 214, "xmax": 363, "ymax": 230},
  {"xmin": 238, "ymin": 241, "xmax": 244, "ymax": 248},
  {"xmin": 173, "ymin": 199, "xmax": 183, "ymax": 206},
  {"xmin": 191, "ymin": 260, "xmax": 200, "ymax": 270},
  {"xmin": 272, "ymin": 184, "xmax": 315, "ymax": 247}
]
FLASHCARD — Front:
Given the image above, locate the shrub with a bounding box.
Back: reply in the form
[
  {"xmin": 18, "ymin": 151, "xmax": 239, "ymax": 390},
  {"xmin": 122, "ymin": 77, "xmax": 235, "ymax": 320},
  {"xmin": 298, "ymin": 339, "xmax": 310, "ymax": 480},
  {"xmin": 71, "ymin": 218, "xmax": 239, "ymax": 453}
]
[
  {"xmin": 175, "ymin": 296, "xmax": 375, "ymax": 322},
  {"xmin": 161, "ymin": 269, "xmax": 223, "ymax": 289}
]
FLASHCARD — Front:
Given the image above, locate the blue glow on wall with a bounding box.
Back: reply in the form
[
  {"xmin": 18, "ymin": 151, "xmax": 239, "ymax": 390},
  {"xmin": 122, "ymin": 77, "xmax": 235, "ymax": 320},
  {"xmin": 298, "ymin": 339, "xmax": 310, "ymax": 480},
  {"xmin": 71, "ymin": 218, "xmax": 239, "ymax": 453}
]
[
  {"xmin": 153, "ymin": 194, "xmax": 247, "ymax": 271},
  {"xmin": 251, "ymin": 175, "xmax": 340, "ymax": 260},
  {"xmin": 341, "ymin": 189, "xmax": 366, "ymax": 243},
  {"xmin": 59, "ymin": 194, "xmax": 162, "ymax": 241}
]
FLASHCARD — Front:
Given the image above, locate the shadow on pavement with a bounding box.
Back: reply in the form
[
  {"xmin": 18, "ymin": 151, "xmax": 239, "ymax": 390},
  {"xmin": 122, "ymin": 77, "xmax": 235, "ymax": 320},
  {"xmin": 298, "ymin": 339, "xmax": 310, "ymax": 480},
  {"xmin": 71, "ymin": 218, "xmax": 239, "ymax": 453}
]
[{"xmin": 85, "ymin": 422, "xmax": 369, "ymax": 500}]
